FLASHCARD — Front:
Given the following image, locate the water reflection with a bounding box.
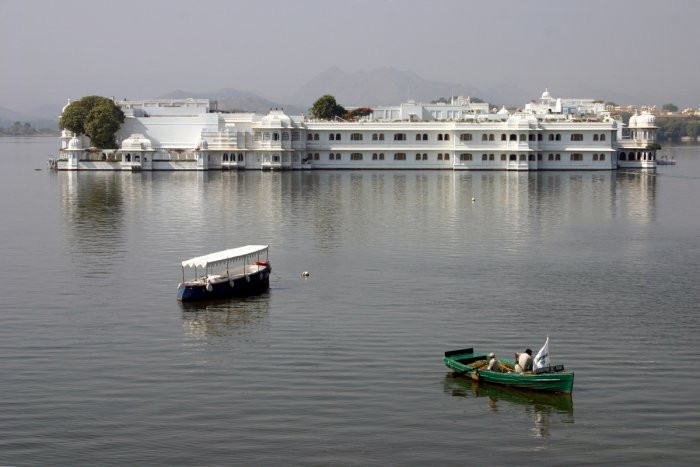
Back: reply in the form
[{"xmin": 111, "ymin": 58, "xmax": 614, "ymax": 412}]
[
  {"xmin": 180, "ymin": 295, "xmax": 270, "ymax": 339},
  {"xmin": 443, "ymin": 374, "xmax": 574, "ymax": 439}
]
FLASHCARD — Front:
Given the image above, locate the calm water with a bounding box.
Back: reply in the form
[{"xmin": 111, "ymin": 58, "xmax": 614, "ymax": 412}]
[{"xmin": 1, "ymin": 137, "xmax": 699, "ymax": 466}]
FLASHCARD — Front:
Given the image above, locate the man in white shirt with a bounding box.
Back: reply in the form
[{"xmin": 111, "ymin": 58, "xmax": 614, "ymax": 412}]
[{"xmin": 514, "ymin": 348, "xmax": 533, "ymax": 373}]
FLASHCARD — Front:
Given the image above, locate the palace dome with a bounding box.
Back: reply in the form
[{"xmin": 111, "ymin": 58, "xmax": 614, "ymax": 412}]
[
  {"xmin": 541, "ymin": 88, "xmax": 552, "ymax": 99},
  {"xmin": 121, "ymin": 133, "xmax": 153, "ymax": 150},
  {"xmin": 260, "ymin": 109, "xmax": 292, "ymax": 128},
  {"xmin": 67, "ymin": 136, "xmax": 82, "ymax": 150},
  {"xmin": 497, "ymin": 106, "xmax": 510, "ymax": 116}
]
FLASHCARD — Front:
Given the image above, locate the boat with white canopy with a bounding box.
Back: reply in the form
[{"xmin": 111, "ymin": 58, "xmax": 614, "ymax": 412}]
[{"xmin": 177, "ymin": 245, "xmax": 270, "ymax": 301}]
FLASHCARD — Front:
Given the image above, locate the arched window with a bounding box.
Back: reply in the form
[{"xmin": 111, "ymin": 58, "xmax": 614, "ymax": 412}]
[
  {"xmin": 307, "ymin": 134, "xmax": 313, "ymax": 141},
  {"xmin": 489, "ymin": 134, "xmax": 495, "ymax": 141},
  {"xmin": 528, "ymin": 134, "xmax": 535, "ymax": 141},
  {"xmin": 372, "ymin": 133, "xmax": 378, "ymax": 141},
  {"xmin": 537, "ymin": 134, "xmax": 543, "ymax": 141},
  {"xmin": 510, "ymin": 134, "xmax": 517, "ymax": 141},
  {"xmin": 438, "ymin": 134, "xmax": 443, "ymax": 141},
  {"xmin": 444, "ymin": 134, "xmax": 450, "ymax": 141},
  {"xmin": 329, "ymin": 134, "xmax": 335, "ymax": 141},
  {"xmin": 620, "ymin": 152, "xmax": 627, "ymax": 160},
  {"xmin": 555, "ymin": 134, "xmax": 561, "ymax": 141},
  {"xmin": 460, "ymin": 134, "xmax": 472, "ymax": 141},
  {"xmin": 600, "ymin": 134, "xmax": 606, "ymax": 141},
  {"xmin": 520, "ymin": 134, "xmax": 526, "ymax": 141},
  {"xmin": 314, "ymin": 133, "xmax": 319, "ymax": 141},
  {"xmin": 593, "ymin": 134, "xmax": 599, "ymax": 141},
  {"xmin": 501, "ymin": 134, "xmax": 507, "ymax": 141},
  {"xmin": 482, "ymin": 134, "xmax": 488, "ymax": 141},
  {"xmin": 422, "ymin": 134, "xmax": 428, "ymax": 141},
  {"xmin": 548, "ymin": 134, "xmax": 554, "ymax": 141},
  {"xmin": 509, "ymin": 154, "xmax": 517, "ymax": 161},
  {"xmin": 416, "ymin": 134, "xmax": 422, "ymax": 141},
  {"xmin": 335, "ymin": 133, "xmax": 341, "ymax": 140},
  {"xmin": 379, "ymin": 134, "xmax": 385, "ymax": 141}
]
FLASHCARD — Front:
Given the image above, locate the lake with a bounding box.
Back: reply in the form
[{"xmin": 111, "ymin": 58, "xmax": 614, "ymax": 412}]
[{"xmin": 1, "ymin": 137, "xmax": 699, "ymax": 466}]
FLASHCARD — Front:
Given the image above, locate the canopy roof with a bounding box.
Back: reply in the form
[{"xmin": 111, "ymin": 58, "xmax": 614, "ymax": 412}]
[{"xmin": 181, "ymin": 245, "xmax": 268, "ymax": 269}]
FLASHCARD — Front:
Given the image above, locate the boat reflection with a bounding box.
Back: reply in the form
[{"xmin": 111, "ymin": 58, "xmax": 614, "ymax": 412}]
[
  {"xmin": 179, "ymin": 295, "xmax": 270, "ymax": 339},
  {"xmin": 443, "ymin": 374, "xmax": 574, "ymax": 438}
]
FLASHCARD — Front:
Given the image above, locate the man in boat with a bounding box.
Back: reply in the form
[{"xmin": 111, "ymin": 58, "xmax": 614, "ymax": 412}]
[
  {"xmin": 514, "ymin": 348, "xmax": 533, "ymax": 373},
  {"xmin": 486, "ymin": 352, "xmax": 500, "ymax": 371}
]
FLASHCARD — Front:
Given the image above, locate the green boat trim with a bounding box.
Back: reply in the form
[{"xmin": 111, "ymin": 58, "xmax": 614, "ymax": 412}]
[{"xmin": 443, "ymin": 347, "xmax": 574, "ymax": 394}]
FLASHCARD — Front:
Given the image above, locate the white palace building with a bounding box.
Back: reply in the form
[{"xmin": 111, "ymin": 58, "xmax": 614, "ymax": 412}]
[{"xmin": 52, "ymin": 89, "xmax": 658, "ymax": 171}]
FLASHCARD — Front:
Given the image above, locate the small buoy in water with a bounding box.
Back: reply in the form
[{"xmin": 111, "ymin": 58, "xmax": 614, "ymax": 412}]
[
  {"xmin": 471, "ymin": 197, "xmax": 476, "ymax": 202},
  {"xmin": 301, "ymin": 271, "xmax": 310, "ymax": 277}
]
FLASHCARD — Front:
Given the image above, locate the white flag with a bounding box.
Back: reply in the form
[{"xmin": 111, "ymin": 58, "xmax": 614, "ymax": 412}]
[{"xmin": 533, "ymin": 336, "xmax": 550, "ymax": 370}]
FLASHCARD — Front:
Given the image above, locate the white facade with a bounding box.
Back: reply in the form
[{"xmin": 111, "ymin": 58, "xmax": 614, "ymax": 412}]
[{"xmin": 54, "ymin": 90, "xmax": 657, "ymax": 171}]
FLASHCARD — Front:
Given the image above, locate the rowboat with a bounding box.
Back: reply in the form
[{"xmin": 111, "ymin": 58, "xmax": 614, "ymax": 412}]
[
  {"xmin": 443, "ymin": 347, "xmax": 574, "ymax": 394},
  {"xmin": 177, "ymin": 245, "xmax": 270, "ymax": 302}
]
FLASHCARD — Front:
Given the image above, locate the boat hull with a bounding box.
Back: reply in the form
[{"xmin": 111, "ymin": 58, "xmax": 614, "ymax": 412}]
[
  {"xmin": 177, "ymin": 265, "xmax": 270, "ymax": 302},
  {"xmin": 443, "ymin": 348, "xmax": 574, "ymax": 394}
]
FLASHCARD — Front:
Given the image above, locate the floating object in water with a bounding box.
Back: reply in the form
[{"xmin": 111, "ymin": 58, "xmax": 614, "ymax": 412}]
[
  {"xmin": 301, "ymin": 271, "xmax": 310, "ymax": 277},
  {"xmin": 471, "ymin": 197, "xmax": 476, "ymax": 202}
]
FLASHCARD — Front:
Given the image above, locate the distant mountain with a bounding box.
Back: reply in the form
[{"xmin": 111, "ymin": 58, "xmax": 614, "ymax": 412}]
[
  {"xmin": 285, "ymin": 66, "xmax": 526, "ymax": 108},
  {"xmin": 0, "ymin": 104, "xmax": 58, "ymax": 129},
  {"xmin": 157, "ymin": 88, "xmax": 305, "ymax": 115}
]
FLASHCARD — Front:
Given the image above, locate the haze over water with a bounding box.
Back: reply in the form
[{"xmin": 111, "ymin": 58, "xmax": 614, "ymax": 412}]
[{"xmin": 1, "ymin": 137, "xmax": 699, "ymax": 466}]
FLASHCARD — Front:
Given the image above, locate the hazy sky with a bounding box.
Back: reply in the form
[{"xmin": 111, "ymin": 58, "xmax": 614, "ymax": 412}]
[{"xmin": 2, "ymin": 0, "xmax": 699, "ymax": 111}]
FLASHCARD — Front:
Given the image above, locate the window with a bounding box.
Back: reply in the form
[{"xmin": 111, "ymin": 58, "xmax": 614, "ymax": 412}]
[
  {"xmin": 372, "ymin": 153, "xmax": 378, "ymax": 160},
  {"xmin": 600, "ymin": 154, "xmax": 606, "ymax": 161},
  {"xmin": 314, "ymin": 133, "xmax": 319, "ymax": 141},
  {"xmin": 571, "ymin": 134, "xmax": 583, "ymax": 141},
  {"xmin": 482, "ymin": 154, "xmax": 488, "ymax": 161},
  {"xmin": 528, "ymin": 154, "xmax": 535, "ymax": 161},
  {"xmin": 489, "ymin": 134, "xmax": 495, "ymax": 141},
  {"xmin": 489, "ymin": 154, "xmax": 494, "ymax": 161},
  {"xmin": 438, "ymin": 134, "xmax": 443, "ymax": 141},
  {"xmin": 510, "ymin": 134, "xmax": 517, "ymax": 141},
  {"xmin": 460, "ymin": 134, "xmax": 473, "ymax": 141},
  {"xmin": 520, "ymin": 134, "xmax": 526, "ymax": 141},
  {"xmin": 238, "ymin": 153, "xmax": 244, "ymax": 161},
  {"xmin": 593, "ymin": 134, "xmax": 599, "ymax": 141},
  {"xmin": 422, "ymin": 153, "xmax": 427, "ymax": 160},
  {"xmin": 291, "ymin": 131, "xmax": 300, "ymax": 141},
  {"xmin": 307, "ymin": 134, "xmax": 313, "ymax": 141},
  {"xmin": 438, "ymin": 153, "xmax": 443, "ymax": 161},
  {"xmin": 329, "ymin": 153, "xmax": 335, "ymax": 160},
  {"xmin": 460, "ymin": 153, "xmax": 472, "ymax": 161},
  {"xmin": 555, "ymin": 154, "xmax": 561, "ymax": 161},
  {"xmin": 444, "ymin": 153, "xmax": 450, "ymax": 161},
  {"xmin": 548, "ymin": 153, "xmax": 554, "ymax": 161},
  {"xmin": 482, "ymin": 134, "xmax": 488, "ymax": 141},
  {"xmin": 351, "ymin": 153, "xmax": 363, "ymax": 160},
  {"xmin": 593, "ymin": 153, "xmax": 599, "ymax": 161},
  {"xmin": 548, "ymin": 134, "xmax": 554, "ymax": 141},
  {"xmin": 394, "ymin": 133, "xmax": 406, "ymax": 141},
  {"xmin": 500, "ymin": 154, "xmax": 506, "ymax": 161},
  {"xmin": 555, "ymin": 134, "xmax": 561, "ymax": 141},
  {"xmin": 537, "ymin": 134, "xmax": 543, "ymax": 141},
  {"xmin": 501, "ymin": 134, "xmax": 507, "ymax": 141},
  {"xmin": 537, "ymin": 153, "xmax": 542, "ymax": 161},
  {"xmin": 422, "ymin": 134, "xmax": 428, "ymax": 141},
  {"xmin": 351, "ymin": 133, "xmax": 363, "ymax": 141},
  {"xmin": 282, "ymin": 132, "xmax": 289, "ymax": 140},
  {"xmin": 444, "ymin": 134, "xmax": 450, "ymax": 141},
  {"xmin": 394, "ymin": 153, "xmax": 406, "ymax": 160},
  {"xmin": 329, "ymin": 134, "xmax": 335, "ymax": 141},
  {"xmin": 379, "ymin": 133, "xmax": 385, "ymax": 141},
  {"xmin": 600, "ymin": 134, "xmax": 606, "ymax": 141},
  {"xmin": 335, "ymin": 133, "xmax": 341, "ymax": 141},
  {"xmin": 223, "ymin": 153, "xmax": 228, "ymax": 161},
  {"xmin": 529, "ymin": 134, "xmax": 535, "ymax": 141},
  {"xmin": 372, "ymin": 133, "xmax": 378, "ymax": 141},
  {"xmin": 416, "ymin": 134, "xmax": 422, "ymax": 141},
  {"xmin": 509, "ymin": 154, "xmax": 517, "ymax": 161},
  {"xmin": 379, "ymin": 153, "xmax": 384, "ymax": 160},
  {"xmin": 571, "ymin": 153, "xmax": 583, "ymax": 161},
  {"xmin": 416, "ymin": 153, "xmax": 422, "ymax": 160}
]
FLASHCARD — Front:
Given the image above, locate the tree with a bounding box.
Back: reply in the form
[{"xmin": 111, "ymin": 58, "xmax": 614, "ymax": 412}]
[
  {"xmin": 60, "ymin": 96, "xmax": 125, "ymax": 148},
  {"xmin": 310, "ymin": 95, "xmax": 346, "ymax": 120},
  {"xmin": 662, "ymin": 103, "xmax": 678, "ymax": 113}
]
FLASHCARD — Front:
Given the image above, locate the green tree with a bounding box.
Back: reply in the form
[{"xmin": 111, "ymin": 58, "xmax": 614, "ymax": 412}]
[
  {"xmin": 60, "ymin": 96, "xmax": 125, "ymax": 148},
  {"xmin": 310, "ymin": 95, "xmax": 346, "ymax": 120},
  {"xmin": 662, "ymin": 103, "xmax": 678, "ymax": 113}
]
